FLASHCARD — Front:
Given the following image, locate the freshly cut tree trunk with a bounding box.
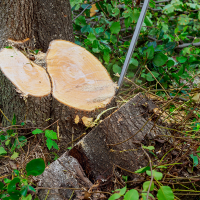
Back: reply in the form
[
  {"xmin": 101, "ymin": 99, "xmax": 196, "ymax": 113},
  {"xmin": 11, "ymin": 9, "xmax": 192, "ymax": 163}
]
[
  {"xmin": 46, "ymin": 40, "xmax": 116, "ymax": 139},
  {"xmin": 0, "ymin": 48, "xmax": 51, "ymax": 127},
  {"xmin": 0, "ymin": 0, "xmax": 75, "ymax": 128},
  {"xmin": 69, "ymin": 93, "xmax": 171, "ymax": 181},
  {"xmin": 0, "ymin": 41, "xmax": 116, "ymax": 144}
]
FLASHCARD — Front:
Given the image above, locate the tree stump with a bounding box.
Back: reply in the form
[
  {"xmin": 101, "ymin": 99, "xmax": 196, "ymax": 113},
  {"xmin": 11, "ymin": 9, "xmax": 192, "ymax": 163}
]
[
  {"xmin": 0, "ymin": 47, "xmax": 51, "ymax": 127},
  {"xmin": 0, "ymin": 40, "xmax": 116, "ymax": 143},
  {"xmin": 69, "ymin": 93, "xmax": 171, "ymax": 181}
]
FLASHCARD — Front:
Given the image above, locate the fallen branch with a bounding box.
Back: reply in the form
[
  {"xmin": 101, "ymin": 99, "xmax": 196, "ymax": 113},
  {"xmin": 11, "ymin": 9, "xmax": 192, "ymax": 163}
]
[{"xmin": 176, "ymin": 42, "xmax": 200, "ymax": 49}]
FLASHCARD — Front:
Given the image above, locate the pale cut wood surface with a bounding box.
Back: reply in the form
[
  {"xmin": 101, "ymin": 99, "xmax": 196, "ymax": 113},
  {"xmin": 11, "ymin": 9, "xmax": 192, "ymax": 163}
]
[
  {"xmin": 47, "ymin": 40, "xmax": 116, "ymax": 111},
  {"xmin": 0, "ymin": 48, "xmax": 51, "ymax": 97}
]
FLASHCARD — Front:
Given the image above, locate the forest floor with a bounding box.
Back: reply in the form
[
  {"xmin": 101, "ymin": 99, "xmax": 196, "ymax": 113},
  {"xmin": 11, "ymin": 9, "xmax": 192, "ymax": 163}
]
[{"xmin": 1, "ymin": 77, "xmax": 200, "ymax": 200}]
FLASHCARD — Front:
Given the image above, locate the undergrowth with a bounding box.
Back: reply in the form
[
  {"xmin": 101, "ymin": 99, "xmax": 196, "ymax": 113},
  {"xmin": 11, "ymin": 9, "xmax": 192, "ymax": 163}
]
[{"xmin": 1, "ymin": 0, "xmax": 200, "ymax": 199}]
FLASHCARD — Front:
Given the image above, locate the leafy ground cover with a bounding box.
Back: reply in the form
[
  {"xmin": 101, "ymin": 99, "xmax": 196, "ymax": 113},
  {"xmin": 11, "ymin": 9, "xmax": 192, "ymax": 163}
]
[{"xmin": 1, "ymin": 0, "xmax": 200, "ymax": 199}]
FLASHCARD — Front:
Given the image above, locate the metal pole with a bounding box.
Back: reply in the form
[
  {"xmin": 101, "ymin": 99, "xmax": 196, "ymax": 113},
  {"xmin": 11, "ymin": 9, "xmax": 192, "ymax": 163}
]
[{"xmin": 117, "ymin": 0, "xmax": 150, "ymax": 92}]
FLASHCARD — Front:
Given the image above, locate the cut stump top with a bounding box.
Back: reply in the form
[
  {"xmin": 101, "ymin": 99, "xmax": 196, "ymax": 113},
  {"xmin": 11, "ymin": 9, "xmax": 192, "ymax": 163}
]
[
  {"xmin": 0, "ymin": 48, "xmax": 51, "ymax": 97},
  {"xmin": 47, "ymin": 40, "xmax": 116, "ymax": 111},
  {"xmin": 0, "ymin": 40, "xmax": 116, "ymax": 112}
]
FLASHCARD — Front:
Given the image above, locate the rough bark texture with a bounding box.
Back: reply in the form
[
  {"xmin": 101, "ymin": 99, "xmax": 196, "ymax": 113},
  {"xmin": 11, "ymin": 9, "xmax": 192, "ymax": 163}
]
[
  {"xmin": 0, "ymin": 0, "xmax": 34, "ymax": 49},
  {"xmin": 0, "ymin": 0, "xmax": 74, "ymax": 128},
  {"xmin": 0, "ymin": 0, "xmax": 116, "ymax": 145},
  {"xmin": 37, "ymin": 153, "xmax": 105, "ymax": 200},
  {"xmin": 69, "ymin": 93, "xmax": 171, "ymax": 181},
  {"xmin": 0, "ymin": 70, "xmax": 51, "ymax": 127},
  {"xmin": 33, "ymin": 0, "xmax": 74, "ymax": 52},
  {"xmin": 0, "ymin": 0, "xmax": 74, "ymax": 51},
  {"xmin": 50, "ymin": 97, "xmax": 116, "ymax": 149}
]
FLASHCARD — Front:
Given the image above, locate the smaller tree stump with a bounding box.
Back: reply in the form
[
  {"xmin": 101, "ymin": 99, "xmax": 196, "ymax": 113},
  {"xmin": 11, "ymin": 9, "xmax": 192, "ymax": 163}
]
[
  {"xmin": 37, "ymin": 153, "xmax": 105, "ymax": 200},
  {"xmin": 69, "ymin": 93, "xmax": 171, "ymax": 181}
]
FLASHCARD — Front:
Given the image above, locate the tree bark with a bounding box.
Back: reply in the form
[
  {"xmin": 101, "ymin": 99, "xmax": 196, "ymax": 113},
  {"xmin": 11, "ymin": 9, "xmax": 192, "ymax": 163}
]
[
  {"xmin": 0, "ymin": 0, "xmax": 74, "ymax": 51},
  {"xmin": 0, "ymin": 0, "xmax": 74, "ymax": 127},
  {"xmin": 69, "ymin": 93, "xmax": 171, "ymax": 181},
  {"xmin": 0, "ymin": 1, "xmax": 116, "ymax": 146}
]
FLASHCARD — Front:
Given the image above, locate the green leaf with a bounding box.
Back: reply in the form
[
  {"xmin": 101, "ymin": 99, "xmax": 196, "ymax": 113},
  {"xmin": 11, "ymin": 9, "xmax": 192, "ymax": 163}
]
[
  {"xmin": 21, "ymin": 194, "xmax": 32, "ymax": 200},
  {"xmin": 190, "ymin": 154, "xmax": 198, "ymax": 167},
  {"xmin": 4, "ymin": 178, "xmax": 11, "ymax": 183},
  {"xmin": 197, "ymin": 146, "xmax": 200, "ymax": 157},
  {"xmin": 103, "ymin": 52, "xmax": 110, "ymax": 63},
  {"xmin": 46, "ymin": 138, "xmax": 53, "ymax": 150},
  {"xmin": 112, "ymin": 8, "xmax": 120, "ymax": 17},
  {"xmin": 20, "ymin": 186, "xmax": 28, "ymax": 197},
  {"xmin": 142, "ymin": 146, "xmax": 155, "ymax": 151},
  {"xmin": 95, "ymin": 27, "xmax": 104, "ymax": 34},
  {"xmin": 182, "ymin": 47, "xmax": 190, "ymax": 55},
  {"xmin": 132, "ymin": 9, "xmax": 140, "ymax": 23},
  {"xmin": 52, "ymin": 140, "xmax": 59, "ymax": 150},
  {"xmin": 124, "ymin": 189, "xmax": 139, "ymax": 200},
  {"xmin": 75, "ymin": 15, "xmax": 87, "ymax": 26},
  {"xmin": 5, "ymin": 139, "xmax": 11, "ymax": 146},
  {"xmin": 172, "ymin": 73, "xmax": 180, "ymax": 82},
  {"xmin": 26, "ymin": 158, "xmax": 45, "ymax": 176},
  {"xmin": 0, "ymin": 135, "xmax": 6, "ymax": 141},
  {"xmin": 141, "ymin": 193, "xmax": 155, "ymax": 199},
  {"xmin": 87, "ymin": 33, "xmax": 96, "ymax": 43},
  {"xmin": 135, "ymin": 166, "xmax": 150, "ymax": 173},
  {"xmin": 124, "ymin": 17, "xmax": 132, "ymax": 28},
  {"xmin": 12, "ymin": 114, "xmax": 16, "ymax": 125},
  {"xmin": 149, "ymin": 0, "xmax": 156, "ymax": 8},
  {"xmin": 164, "ymin": 42, "xmax": 176, "ymax": 53},
  {"xmin": 5, "ymin": 46, "xmax": 13, "ymax": 49},
  {"xmin": 113, "ymin": 64, "xmax": 121, "ymax": 74},
  {"xmin": 108, "ymin": 193, "xmax": 121, "ymax": 200},
  {"xmin": 0, "ymin": 147, "xmax": 7, "ymax": 155},
  {"xmin": 177, "ymin": 65, "xmax": 185, "ymax": 76},
  {"xmin": 46, "ymin": 138, "xmax": 59, "ymax": 150},
  {"xmin": 143, "ymin": 46, "xmax": 154, "ymax": 59},
  {"xmin": 11, "ymin": 136, "xmax": 27, "ymax": 151},
  {"xmin": 146, "ymin": 170, "xmax": 163, "ymax": 180},
  {"xmin": 110, "ymin": 22, "xmax": 121, "ymax": 34},
  {"xmin": 45, "ymin": 130, "xmax": 57, "ymax": 140},
  {"xmin": 130, "ymin": 58, "xmax": 139, "ymax": 66},
  {"xmin": 8, "ymin": 190, "xmax": 21, "ymax": 200},
  {"xmin": 11, "ymin": 152, "xmax": 19, "ymax": 160},
  {"xmin": 28, "ymin": 185, "xmax": 36, "ymax": 192},
  {"xmin": 8, "ymin": 178, "xmax": 20, "ymax": 193},
  {"xmin": 177, "ymin": 56, "xmax": 187, "ymax": 63},
  {"xmin": 163, "ymin": 4, "xmax": 175, "ymax": 14},
  {"xmin": 143, "ymin": 181, "xmax": 155, "ymax": 191},
  {"xmin": 157, "ymin": 186, "xmax": 174, "ymax": 200},
  {"xmin": 21, "ymin": 122, "xmax": 25, "ymax": 126},
  {"xmin": 116, "ymin": 186, "xmax": 126, "ymax": 195},
  {"xmin": 189, "ymin": 56, "xmax": 197, "ymax": 63},
  {"xmin": 122, "ymin": 9, "xmax": 133, "ymax": 18},
  {"xmin": 144, "ymin": 16, "xmax": 153, "ymax": 27},
  {"xmin": 81, "ymin": 25, "xmax": 92, "ymax": 33},
  {"xmin": 122, "ymin": 175, "xmax": 128, "ymax": 182},
  {"xmin": 13, "ymin": 169, "xmax": 19, "ymax": 176},
  {"xmin": 186, "ymin": 3, "xmax": 200, "ymax": 9},
  {"xmin": 32, "ymin": 129, "xmax": 43, "ymax": 135},
  {"xmin": 178, "ymin": 15, "xmax": 190, "ymax": 25},
  {"xmin": 167, "ymin": 60, "xmax": 175, "ymax": 67},
  {"xmin": 127, "ymin": 72, "xmax": 134, "ymax": 78},
  {"xmin": 153, "ymin": 53, "xmax": 168, "ymax": 67},
  {"xmin": 0, "ymin": 182, "xmax": 4, "ymax": 190},
  {"xmin": 110, "ymin": 35, "xmax": 117, "ymax": 44}
]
